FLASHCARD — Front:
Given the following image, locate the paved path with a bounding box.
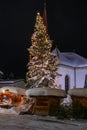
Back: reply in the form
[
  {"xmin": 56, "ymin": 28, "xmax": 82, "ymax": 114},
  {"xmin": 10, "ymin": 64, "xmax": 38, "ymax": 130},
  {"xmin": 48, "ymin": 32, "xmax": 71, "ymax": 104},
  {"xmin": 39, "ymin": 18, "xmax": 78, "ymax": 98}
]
[{"xmin": 0, "ymin": 114, "xmax": 87, "ymax": 130}]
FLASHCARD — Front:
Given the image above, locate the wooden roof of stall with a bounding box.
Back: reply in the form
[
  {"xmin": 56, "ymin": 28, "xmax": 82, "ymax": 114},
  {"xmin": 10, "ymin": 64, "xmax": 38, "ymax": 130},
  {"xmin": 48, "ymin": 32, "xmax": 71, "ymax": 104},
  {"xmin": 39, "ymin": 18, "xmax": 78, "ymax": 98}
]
[
  {"xmin": 68, "ymin": 88, "xmax": 87, "ymax": 97},
  {"xmin": 26, "ymin": 88, "xmax": 66, "ymax": 97}
]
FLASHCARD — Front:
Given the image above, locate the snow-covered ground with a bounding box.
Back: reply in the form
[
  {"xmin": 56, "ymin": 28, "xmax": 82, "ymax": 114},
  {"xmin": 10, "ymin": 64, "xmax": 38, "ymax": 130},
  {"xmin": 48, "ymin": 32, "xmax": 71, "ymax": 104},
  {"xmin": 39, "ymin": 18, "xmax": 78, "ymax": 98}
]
[{"xmin": 0, "ymin": 114, "xmax": 87, "ymax": 130}]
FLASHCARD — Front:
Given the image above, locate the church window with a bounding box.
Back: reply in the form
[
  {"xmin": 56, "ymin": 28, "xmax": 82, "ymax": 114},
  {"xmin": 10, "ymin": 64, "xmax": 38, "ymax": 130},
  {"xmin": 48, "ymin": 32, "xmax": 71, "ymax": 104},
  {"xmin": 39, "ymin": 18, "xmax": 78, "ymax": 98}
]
[
  {"xmin": 65, "ymin": 75, "xmax": 69, "ymax": 94},
  {"xmin": 84, "ymin": 74, "xmax": 87, "ymax": 88}
]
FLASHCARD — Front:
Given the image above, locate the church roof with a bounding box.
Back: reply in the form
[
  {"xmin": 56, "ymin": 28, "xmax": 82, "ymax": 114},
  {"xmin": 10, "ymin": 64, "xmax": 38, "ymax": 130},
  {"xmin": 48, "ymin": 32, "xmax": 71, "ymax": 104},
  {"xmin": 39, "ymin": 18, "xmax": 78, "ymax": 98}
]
[{"xmin": 53, "ymin": 48, "xmax": 87, "ymax": 67}]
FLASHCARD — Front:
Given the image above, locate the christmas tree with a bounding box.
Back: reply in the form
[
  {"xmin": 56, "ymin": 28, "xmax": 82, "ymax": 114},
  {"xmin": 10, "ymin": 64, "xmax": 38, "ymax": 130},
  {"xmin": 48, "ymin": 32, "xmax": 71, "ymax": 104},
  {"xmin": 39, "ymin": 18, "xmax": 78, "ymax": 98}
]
[{"xmin": 26, "ymin": 12, "xmax": 60, "ymax": 89}]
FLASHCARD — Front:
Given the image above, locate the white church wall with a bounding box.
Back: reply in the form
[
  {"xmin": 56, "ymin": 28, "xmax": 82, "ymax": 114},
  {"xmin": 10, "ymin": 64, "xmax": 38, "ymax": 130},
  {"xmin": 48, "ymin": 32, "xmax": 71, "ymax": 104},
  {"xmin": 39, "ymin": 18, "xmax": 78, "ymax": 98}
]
[
  {"xmin": 76, "ymin": 67, "xmax": 87, "ymax": 88},
  {"xmin": 55, "ymin": 65, "xmax": 74, "ymax": 90}
]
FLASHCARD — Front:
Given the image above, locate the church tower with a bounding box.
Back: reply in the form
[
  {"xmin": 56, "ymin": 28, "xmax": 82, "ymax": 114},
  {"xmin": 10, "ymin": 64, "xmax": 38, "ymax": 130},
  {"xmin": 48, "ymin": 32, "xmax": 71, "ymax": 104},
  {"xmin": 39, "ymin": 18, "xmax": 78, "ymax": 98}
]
[{"xmin": 42, "ymin": 0, "xmax": 48, "ymax": 34}]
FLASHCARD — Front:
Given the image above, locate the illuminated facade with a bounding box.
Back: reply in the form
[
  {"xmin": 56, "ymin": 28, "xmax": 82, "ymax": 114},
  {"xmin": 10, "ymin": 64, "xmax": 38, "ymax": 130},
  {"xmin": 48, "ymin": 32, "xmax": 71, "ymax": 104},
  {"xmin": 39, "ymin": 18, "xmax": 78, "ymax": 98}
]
[{"xmin": 53, "ymin": 48, "xmax": 87, "ymax": 92}]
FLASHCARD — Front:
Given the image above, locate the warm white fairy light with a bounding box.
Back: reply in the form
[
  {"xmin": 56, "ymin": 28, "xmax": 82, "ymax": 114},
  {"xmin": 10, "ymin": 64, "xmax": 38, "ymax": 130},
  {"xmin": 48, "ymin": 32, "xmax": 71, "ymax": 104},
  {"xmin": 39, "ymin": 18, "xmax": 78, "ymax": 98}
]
[{"xmin": 26, "ymin": 12, "xmax": 60, "ymax": 89}]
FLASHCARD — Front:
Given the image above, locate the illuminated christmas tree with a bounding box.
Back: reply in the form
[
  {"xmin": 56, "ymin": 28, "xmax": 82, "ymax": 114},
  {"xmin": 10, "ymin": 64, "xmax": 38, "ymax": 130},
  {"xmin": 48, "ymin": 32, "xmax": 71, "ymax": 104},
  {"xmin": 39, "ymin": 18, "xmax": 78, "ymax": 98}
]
[{"xmin": 26, "ymin": 12, "xmax": 60, "ymax": 89}]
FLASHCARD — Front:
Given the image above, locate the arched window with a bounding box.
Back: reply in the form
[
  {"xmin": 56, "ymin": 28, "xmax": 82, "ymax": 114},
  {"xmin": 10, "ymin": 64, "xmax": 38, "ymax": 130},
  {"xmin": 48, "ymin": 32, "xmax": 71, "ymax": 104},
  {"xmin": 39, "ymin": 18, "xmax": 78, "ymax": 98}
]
[
  {"xmin": 84, "ymin": 74, "xmax": 87, "ymax": 88},
  {"xmin": 65, "ymin": 75, "xmax": 69, "ymax": 94}
]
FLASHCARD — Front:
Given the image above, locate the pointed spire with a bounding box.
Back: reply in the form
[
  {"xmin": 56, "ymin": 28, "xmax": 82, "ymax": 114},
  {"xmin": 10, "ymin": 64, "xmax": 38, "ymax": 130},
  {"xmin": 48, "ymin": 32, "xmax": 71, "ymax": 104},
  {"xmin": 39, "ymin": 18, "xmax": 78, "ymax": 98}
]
[{"xmin": 42, "ymin": 0, "xmax": 48, "ymax": 34}]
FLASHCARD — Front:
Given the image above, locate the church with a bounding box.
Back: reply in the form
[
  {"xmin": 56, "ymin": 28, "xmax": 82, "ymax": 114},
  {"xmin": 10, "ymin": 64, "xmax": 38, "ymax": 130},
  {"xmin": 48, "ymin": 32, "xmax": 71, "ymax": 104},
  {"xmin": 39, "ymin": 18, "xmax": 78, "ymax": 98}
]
[
  {"xmin": 42, "ymin": 2, "xmax": 87, "ymax": 92},
  {"xmin": 53, "ymin": 47, "xmax": 87, "ymax": 92}
]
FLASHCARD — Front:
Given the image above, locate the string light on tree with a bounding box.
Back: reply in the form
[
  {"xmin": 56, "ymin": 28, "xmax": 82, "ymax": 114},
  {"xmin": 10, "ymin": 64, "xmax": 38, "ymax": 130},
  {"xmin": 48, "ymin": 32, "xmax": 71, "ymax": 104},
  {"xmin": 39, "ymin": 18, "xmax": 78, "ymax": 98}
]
[{"xmin": 26, "ymin": 12, "xmax": 60, "ymax": 89}]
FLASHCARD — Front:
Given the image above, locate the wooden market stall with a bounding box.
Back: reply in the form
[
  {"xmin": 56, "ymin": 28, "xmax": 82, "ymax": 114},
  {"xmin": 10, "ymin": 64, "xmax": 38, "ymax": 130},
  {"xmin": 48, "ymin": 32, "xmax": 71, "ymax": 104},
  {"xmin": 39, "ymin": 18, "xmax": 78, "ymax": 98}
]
[
  {"xmin": 68, "ymin": 88, "xmax": 87, "ymax": 118},
  {"xmin": 68, "ymin": 88, "xmax": 87, "ymax": 107},
  {"xmin": 26, "ymin": 88, "xmax": 66, "ymax": 115},
  {"xmin": 0, "ymin": 86, "xmax": 26, "ymax": 107}
]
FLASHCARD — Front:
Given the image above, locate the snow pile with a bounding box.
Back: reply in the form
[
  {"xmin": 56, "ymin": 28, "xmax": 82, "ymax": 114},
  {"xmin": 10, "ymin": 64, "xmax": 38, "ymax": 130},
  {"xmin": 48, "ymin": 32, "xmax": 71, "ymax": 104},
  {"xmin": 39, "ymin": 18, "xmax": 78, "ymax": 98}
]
[{"xmin": 60, "ymin": 94, "xmax": 72, "ymax": 107}]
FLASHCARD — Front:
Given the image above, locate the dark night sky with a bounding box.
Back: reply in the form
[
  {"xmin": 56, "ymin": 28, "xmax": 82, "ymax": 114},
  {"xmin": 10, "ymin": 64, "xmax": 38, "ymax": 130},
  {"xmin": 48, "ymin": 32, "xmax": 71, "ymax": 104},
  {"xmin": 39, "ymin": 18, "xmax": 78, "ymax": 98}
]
[{"xmin": 0, "ymin": 0, "xmax": 87, "ymax": 78}]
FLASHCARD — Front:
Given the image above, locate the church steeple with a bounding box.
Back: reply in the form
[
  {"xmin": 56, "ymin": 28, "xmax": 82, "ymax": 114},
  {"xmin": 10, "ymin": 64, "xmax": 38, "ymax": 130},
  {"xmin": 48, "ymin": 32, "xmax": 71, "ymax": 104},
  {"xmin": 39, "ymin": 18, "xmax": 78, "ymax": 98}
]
[{"xmin": 42, "ymin": 0, "xmax": 48, "ymax": 34}]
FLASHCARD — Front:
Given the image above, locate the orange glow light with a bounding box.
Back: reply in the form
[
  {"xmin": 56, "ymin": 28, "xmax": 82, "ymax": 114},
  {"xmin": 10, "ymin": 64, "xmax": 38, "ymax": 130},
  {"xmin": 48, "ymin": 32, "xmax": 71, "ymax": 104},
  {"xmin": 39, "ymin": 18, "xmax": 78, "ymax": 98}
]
[{"xmin": 2, "ymin": 89, "xmax": 5, "ymax": 94}]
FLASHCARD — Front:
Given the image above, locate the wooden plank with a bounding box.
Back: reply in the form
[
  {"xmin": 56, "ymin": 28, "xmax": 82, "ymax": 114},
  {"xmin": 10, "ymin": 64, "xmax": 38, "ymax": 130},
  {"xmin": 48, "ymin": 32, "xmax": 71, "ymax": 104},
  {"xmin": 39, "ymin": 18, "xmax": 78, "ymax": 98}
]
[{"xmin": 32, "ymin": 96, "xmax": 60, "ymax": 115}]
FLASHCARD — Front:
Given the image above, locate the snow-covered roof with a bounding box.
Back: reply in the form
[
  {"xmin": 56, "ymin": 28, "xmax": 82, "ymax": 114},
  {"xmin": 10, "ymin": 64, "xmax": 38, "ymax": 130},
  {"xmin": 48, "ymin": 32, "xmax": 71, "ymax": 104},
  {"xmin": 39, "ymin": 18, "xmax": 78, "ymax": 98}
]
[
  {"xmin": 26, "ymin": 88, "xmax": 66, "ymax": 97},
  {"xmin": 0, "ymin": 79, "xmax": 24, "ymax": 84},
  {"xmin": 0, "ymin": 86, "xmax": 26, "ymax": 95},
  {"xmin": 0, "ymin": 71, "xmax": 3, "ymax": 75},
  {"xmin": 53, "ymin": 48, "xmax": 87, "ymax": 67},
  {"xmin": 68, "ymin": 88, "xmax": 87, "ymax": 97}
]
